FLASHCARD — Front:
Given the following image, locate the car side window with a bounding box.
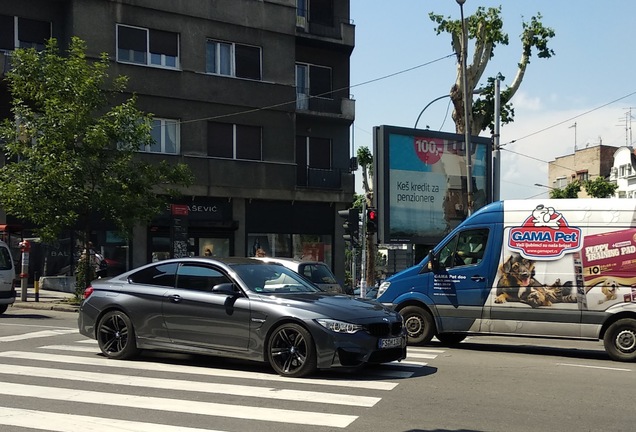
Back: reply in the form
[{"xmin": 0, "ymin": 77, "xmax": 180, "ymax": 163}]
[
  {"xmin": 438, "ymin": 228, "xmax": 488, "ymax": 268},
  {"xmin": 0, "ymin": 247, "xmax": 12, "ymax": 271},
  {"xmin": 176, "ymin": 263, "xmax": 231, "ymax": 292},
  {"xmin": 128, "ymin": 262, "xmax": 178, "ymax": 287}
]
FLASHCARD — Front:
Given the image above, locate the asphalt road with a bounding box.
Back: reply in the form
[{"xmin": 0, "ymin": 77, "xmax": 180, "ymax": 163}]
[{"xmin": 0, "ymin": 306, "xmax": 633, "ymax": 432}]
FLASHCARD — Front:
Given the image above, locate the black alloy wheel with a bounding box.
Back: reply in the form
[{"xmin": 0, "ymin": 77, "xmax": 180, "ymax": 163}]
[
  {"xmin": 97, "ymin": 310, "xmax": 139, "ymax": 360},
  {"xmin": 267, "ymin": 323, "xmax": 317, "ymax": 378}
]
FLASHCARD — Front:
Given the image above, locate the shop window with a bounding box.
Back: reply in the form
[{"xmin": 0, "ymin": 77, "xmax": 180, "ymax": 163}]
[
  {"xmin": 207, "ymin": 122, "xmax": 262, "ymax": 160},
  {"xmin": 247, "ymin": 233, "xmax": 333, "ymax": 265},
  {"xmin": 117, "ymin": 24, "xmax": 179, "ymax": 69},
  {"xmin": 206, "ymin": 39, "xmax": 261, "ymax": 80}
]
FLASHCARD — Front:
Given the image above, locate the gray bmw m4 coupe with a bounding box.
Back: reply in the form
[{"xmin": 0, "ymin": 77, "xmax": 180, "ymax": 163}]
[{"xmin": 78, "ymin": 257, "xmax": 406, "ymax": 378}]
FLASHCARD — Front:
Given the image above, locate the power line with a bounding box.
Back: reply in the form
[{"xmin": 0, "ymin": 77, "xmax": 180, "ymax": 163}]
[
  {"xmin": 501, "ymin": 90, "xmax": 636, "ymax": 147},
  {"xmin": 178, "ymin": 53, "xmax": 456, "ymax": 126}
]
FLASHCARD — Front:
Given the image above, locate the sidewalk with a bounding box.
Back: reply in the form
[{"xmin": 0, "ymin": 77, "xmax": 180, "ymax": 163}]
[{"xmin": 11, "ymin": 286, "xmax": 79, "ymax": 313}]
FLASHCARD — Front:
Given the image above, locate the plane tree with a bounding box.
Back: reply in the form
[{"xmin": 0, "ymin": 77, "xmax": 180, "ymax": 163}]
[{"xmin": 429, "ymin": 6, "xmax": 556, "ymax": 135}]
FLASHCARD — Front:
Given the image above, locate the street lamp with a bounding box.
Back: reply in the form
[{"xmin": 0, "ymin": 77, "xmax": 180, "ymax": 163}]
[
  {"xmin": 534, "ymin": 183, "xmax": 555, "ymax": 190},
  {"xmin": 414, "ymin": 88, "xmax": 485, "ymax": 130},
  {"xmin": 456, "ymin": 0, "xmax": 473, "ymax": 215}
]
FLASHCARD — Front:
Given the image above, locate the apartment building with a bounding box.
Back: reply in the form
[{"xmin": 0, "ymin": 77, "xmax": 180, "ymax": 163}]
[
  {"xmin": 547, "ymin": 144, "xmax": 616, "ymax": 198},
  {"xmin": 609, "ymin": 146, "xmax": 636, "ymax": 198},
  {"xmin": 0, "ymin": 0, "xmax": 355, "ymax": 281}
]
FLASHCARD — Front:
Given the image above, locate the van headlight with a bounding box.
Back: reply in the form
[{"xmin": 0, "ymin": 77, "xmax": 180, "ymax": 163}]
[
  {"xmin": 316, "ymin": 319, "xmax": 363, "ymax": 334},
  {"xmin": 377, "ymin": 281, "xmax": 391, "ymax": 298}
]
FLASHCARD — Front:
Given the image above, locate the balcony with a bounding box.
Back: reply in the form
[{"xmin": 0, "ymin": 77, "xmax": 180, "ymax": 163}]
[
  {"xmin": 296, "ymin": 90, "xmax": 355, "ymax": 121},
  {"xmin": 297, "ymin": 166, "xmax": 343, "ymax": 190},
  {"xmin": 296, "ymin": 15, "xmax": 354, "ymax": 52}
]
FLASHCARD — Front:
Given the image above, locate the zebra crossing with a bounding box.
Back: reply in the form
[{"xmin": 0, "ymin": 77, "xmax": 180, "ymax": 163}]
[{"xmin": 0, "ymin": 337, "xmax": 445, "ymax": 431}]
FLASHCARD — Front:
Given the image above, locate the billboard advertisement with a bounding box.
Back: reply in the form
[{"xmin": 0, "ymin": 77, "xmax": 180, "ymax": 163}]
[{"xmin": 374, "ymin": 125, "xmax": 492, "ymax": 244}]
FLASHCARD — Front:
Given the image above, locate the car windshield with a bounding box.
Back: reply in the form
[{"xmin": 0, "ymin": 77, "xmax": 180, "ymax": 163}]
[{"xmin": 232, "ymin": 264, "xmax": 321, "ymax": 294}]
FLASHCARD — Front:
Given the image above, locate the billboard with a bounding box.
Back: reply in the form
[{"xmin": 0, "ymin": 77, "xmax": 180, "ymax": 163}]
[{"xmin": 374, "ymin": 125, "xmax": 492, "ymax": 244}]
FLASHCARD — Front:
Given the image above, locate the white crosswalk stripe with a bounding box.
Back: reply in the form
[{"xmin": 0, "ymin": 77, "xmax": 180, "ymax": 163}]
[{"xmin": 0, "ymin": 339, "xmax": 444, "ymax": 431}]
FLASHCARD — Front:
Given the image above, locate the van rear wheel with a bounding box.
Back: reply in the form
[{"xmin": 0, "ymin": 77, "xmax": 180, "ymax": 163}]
[
  {"xmin": 604, "ymin": 318, "xmax": 636, "ymax": 362},
  {"xmin": 0, "ymin": 304, "xmax": 8, "ymax": 315},
  {"xmin": 400, "ymin": 306, "xmax": 435, "ymax": 345},
  {"xmin": 436, "ymin": 333, "xmax": 467, "ymax": 346}
]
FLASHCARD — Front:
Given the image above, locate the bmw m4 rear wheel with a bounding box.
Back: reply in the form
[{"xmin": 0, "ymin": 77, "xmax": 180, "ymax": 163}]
[
  {"xmin": 267, "ymin": 323, "xmax": 317, "ymax": 378},
  {"xmin": 97, "ymin": 311, "xmax": 139, "ymax": 360}
]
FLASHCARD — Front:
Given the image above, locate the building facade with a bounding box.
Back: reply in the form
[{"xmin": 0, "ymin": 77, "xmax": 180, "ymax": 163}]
[
  {"xmin": 0, "ymin": 0, "xmax": 355, "ymax": 282},
  {"xmin": 609, "ymin": 146, "xmax": 636, "ymax": 198},
  {"xmin": 547, "ymin": 145, "xmax": 617, "ymax": 197}
]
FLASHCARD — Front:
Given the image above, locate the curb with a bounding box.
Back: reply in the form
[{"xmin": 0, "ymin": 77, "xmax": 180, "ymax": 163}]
[{"xmin": 11, "ymin": 301, "xmax": 80, "ymax": 313}]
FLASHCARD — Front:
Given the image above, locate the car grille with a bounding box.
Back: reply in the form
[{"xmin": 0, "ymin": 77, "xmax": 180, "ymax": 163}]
[{"xmin": 365, "ymin": 321, "xmax": 403, "ymax": 337}]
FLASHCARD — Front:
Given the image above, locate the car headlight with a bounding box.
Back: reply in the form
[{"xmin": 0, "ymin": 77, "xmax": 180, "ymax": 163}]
[
  {"xmin": 316, "ymin": 319, "xmax": 363, "ymax": 334},
  {"xmin": 376, "ymin": 281, "xmax": 391, "ymax": 298}
]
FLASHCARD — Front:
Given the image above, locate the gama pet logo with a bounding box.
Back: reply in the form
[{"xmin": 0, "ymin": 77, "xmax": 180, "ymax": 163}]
[{"xmin": 508, "ymin": 204, "xmax": 582, "ymax": 259}]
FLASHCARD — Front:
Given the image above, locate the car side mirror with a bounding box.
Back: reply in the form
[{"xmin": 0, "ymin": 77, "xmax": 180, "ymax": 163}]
[{"xmin": 212, "ymin": 283, "xmax": 238, "ymax": 295}]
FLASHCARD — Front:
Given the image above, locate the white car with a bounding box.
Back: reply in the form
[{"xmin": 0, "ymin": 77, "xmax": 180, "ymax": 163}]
[
  {"xmin": 255, "ymin": 257, "xmax": 345, "ymax": 294},
  {"xmin": 0, "ymin": 240, "xmax": 16, "ymax": 314}
]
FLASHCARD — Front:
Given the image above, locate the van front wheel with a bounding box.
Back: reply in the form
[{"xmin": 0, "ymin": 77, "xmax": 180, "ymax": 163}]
[
  {"xmin": 604, "ymin": 318, "xmax": 636, "ymax": 362},
  {"xmin": 400, "ymin": 306, "xmax": 435, "ymax": 345}
]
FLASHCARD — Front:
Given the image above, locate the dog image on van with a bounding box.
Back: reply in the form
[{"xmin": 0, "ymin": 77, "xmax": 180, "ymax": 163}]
[
  {"xmin": 494, "ymin": 253, "xmax": 576, "ymax": 308},
  {"xmin": 598, "ymin": 278, "xmax": 619, "ymax": 304}
]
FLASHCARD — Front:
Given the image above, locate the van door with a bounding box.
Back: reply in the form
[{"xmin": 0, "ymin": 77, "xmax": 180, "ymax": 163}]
[
  {"xmin": 432, "ymin": 227, "xmax": 491, "ymax": 333},
  {"xmin": 485, "ymin": 249, "xmax": 582, "ymax": 338}
]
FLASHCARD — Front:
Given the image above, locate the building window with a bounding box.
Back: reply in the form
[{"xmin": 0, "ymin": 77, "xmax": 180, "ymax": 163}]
[
  {"xmin": 117, "ymin": 24, "xmax": 179, "ymax": 69},
  {"xmin": 554, "ymin": 177, "xmax": 567, "ymax": 189},
  {"xmin": 0, "ymin": 15, "xmax": 51, "ymax": 51},
  {"xmin": 297, "ymin": 136, "xmax": 331, "ymax": 169},
  {"xmin": 577, "ymin": 171, "xmax": 588, "ymax": 182},
  {"xmin": 296, "ymin": 63, "xmax": 332, "ymax": 107},
  {"xmin": 619, "ymin": 164, "xmax": 633, "ymax": 178},
  {"xmin": 207, "ymin": 122, "xmax": 262, "ymax": 160},
  {"xmin": 309, "ymin": 0, "xmax": 334, "ymax": 26},
  {"xmin": 206, "ymin": 39, "xmax": 261, "ymax": 80},
  {"xmin": 143, "ymin": 118, "xmax": 179, "ymax": 154}
]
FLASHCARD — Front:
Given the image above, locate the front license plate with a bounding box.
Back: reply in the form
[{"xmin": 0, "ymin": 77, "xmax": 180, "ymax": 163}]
[{"xmin": 378, "ymin": 336, "xmax": 403, "ymax": 349}]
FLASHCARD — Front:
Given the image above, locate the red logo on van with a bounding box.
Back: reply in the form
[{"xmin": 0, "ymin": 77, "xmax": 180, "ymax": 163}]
[{"xmin": 508, "ymin": 205, "xmax": 582, "ymax": 259}]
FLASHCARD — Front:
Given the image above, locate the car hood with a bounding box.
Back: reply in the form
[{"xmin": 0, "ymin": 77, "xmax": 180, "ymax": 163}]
[{"xmin": 255, "ymin": 292, "xmax": 398, "ymax": 321}]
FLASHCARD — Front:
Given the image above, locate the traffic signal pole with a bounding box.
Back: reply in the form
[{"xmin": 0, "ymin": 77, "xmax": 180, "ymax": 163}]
[{"xmin": 360, "ymin": 200, "xmax": 366, "ymax": 298}]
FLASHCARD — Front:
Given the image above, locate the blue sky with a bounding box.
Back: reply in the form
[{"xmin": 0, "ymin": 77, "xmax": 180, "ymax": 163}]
[{"xmin": 350, "ymin": 0, "xmax": 636, "ymax": 199}]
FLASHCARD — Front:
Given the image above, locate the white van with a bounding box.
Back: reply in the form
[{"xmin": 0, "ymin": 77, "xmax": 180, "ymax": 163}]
[
  {"xmin": 377, "ymin": 199, "xmax": 636, "ymax": 362},
  {"xmin": 0, "ymin": 240, "xmax": 16, "ymax": 314}
]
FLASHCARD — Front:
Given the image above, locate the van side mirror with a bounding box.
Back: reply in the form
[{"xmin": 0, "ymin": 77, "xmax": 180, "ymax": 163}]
[{"xmin": 426, "ymin": 250, "xmax": 439, "ymax": 272}]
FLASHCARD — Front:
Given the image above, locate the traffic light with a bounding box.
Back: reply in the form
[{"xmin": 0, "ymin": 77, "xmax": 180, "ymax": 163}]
[
  {"xmin": 366, "ymin": 207, "xmax": 378, "ymax": 234},
  {"xmin": 338, "ymin": 208, "xmax": 359, "ymax": 246}
]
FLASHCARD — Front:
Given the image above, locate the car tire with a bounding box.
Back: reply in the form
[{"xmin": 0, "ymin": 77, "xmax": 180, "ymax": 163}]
[
  {"xmin": 400, "ymin": 305, "xmax": 435, "ymax": 345},
  {"xmin": 267, "ymin": 323, "xmax": 317, "ymax": 378},
  {"xmin": 97, "ymin": 310, "xmax": 139, "ymax": 360},
  {"xmin": 604, "ymin": 318, "xmax": 636, "ymax": 362},
  {"xmin": 0, "ymin": 304, "xmax": 8, "ymax": 314},
  {"xmin": 436, "ymin": 333, "xmax": 467, "ymax": 346}
]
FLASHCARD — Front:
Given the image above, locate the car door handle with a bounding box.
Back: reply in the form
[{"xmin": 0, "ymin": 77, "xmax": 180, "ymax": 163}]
[
  {"xmin": 471, "ymin": 275, "xmax": 485, "ymax": 282},
  {"xmin": 168, "ymin": 294, "xmax": 182, "ymax": 303}
]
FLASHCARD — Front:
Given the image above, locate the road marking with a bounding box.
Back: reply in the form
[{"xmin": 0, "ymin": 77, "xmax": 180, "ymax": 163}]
[
  {"xmin": 406, "ymin": 352, "xmax": 439, "ymax": 359},
  {"xmin": 75, "ymin": 338, "xmax": 97, "ymax": 344},
  {"xmin": 0, "ymin": 364, "xmax": 381, "ymax": 407},
  {"xmin": 0, "ymin": 351, "xmax": 399, "ymax": 390},
  {"xmin": 408, "ymin": 348, "xmax": 446, "ymax": 354},
  {"xmin": 384, "ymin": 360, "xmax": 429, "ymax": 367},
  {"xmin": 0, "ymin": 382, "xmax": 357, "ymax": 428},
  {"xmin": 40, "ymin": 344, "xmax": 101, "ymax": 353},
  {"xmin": 0, "ymin": 323, "xmax": 76, "ymax": 330},
  {"xmin": 0, "ymin": 407, "xmax": 224, "ymax": 432},
  {"xmin": 557, "ymin": 363, "xmax": 632, "ymax": 372},
  {"xmin": 0, "ymin": 329, "xmax": 77, "ymax": 342}
]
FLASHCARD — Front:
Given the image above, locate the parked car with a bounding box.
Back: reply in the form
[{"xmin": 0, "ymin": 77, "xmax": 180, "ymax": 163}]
[
  {"xmin": 78, "ymin": 257, "xmax": 406, "ymax": 378},
  {"xmin": 255, "ymin": 257, "xmax": 345, "ymax": 294},
  {"xmin": 354, "ymin": 285, "xmax": 379, "ymax": 299},
  {"xmin": 0, "ymin": 240, "xmax": 16, "ymax": 315}
]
